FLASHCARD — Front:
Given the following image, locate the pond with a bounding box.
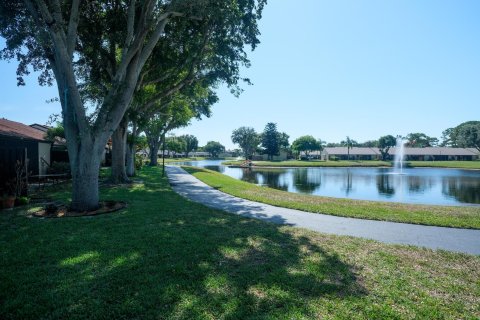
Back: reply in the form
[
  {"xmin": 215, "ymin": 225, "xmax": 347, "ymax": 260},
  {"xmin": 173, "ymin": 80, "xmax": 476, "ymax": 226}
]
[{"xmin": 173, "ymin": 160, "xmax": 480, "ymax": 206}]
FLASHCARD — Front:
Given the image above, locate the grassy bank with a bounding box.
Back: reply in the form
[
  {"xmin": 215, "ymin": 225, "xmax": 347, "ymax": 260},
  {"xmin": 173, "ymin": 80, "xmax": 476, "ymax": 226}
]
[
  {"xmin": 1, "ymin": 166, "xmax": 479, "ymax": 319},
  {"xmin": 408, "ymin": 160, "xmax": 480, "ymax": 169},
  {"xmin": 223, "ymin": 160, "xmax": 392, "ymax": 167},
  {"xmin": 163, "ymin": 157, "xmax": 207, "ymax": 163},
  {"xmin": 184, "ymin": 166, "xmax": 480, "ymax": 229},
  {"xmin": 222, "ymin": 159, "xmax": 480, "ymax": 169}
]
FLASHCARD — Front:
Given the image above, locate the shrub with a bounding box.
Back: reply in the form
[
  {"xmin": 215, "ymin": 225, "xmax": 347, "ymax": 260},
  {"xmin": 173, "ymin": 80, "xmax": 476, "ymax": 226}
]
[
  {"xmin": 17, "ymin": 196, "xmax": 30, "ymax": 206},
  {"xmin": 134, "ymin": 156, "xmax": 143, "ymax": 170}
]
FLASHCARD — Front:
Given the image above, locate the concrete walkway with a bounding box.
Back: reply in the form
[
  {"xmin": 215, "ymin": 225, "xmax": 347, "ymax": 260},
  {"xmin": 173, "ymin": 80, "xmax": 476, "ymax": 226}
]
[{"xmin": 166, "ymin": 166, "xmax": 480, "ymax": 255}]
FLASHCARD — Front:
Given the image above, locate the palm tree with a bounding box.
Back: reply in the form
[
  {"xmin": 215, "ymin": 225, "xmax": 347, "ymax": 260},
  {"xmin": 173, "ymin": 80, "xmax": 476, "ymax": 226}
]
[{"xmin": 341, "ymin": 136, "xmax": 357, "ymax": 160}]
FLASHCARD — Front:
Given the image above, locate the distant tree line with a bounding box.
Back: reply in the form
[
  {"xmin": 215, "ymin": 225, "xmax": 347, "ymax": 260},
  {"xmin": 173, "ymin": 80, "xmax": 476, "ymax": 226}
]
[{"xmin": 229, "ymin": 121, "xmax": 480, "ymax": 160}]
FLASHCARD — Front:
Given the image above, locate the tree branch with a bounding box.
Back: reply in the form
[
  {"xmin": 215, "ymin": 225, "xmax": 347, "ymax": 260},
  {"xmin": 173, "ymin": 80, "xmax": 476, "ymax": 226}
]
[
  {"xmin": 66, "ymin": 0, "xmax": 80, "ymax": 56},
  {"xmin": 137, "ymin": 11, "xmax": 175, "ymax": 72},
  {"xmin": 50, "ymin": 0, "xmax": 64, "ymax": 26}
]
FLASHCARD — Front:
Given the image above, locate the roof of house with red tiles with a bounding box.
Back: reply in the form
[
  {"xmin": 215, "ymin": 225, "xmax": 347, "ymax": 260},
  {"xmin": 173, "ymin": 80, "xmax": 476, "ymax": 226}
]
[{"xmin": 0, "ymin": 118, "xmax": 48, "ymax": 142}]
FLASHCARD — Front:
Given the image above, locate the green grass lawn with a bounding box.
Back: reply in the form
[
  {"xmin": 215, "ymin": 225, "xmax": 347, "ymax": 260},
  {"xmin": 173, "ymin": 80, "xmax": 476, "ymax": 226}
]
[
  {"xmin": 1, "ymin": 166, "xmax": 479, "ymax": 319},
  {"xmin": 222, "ymin": 160, "xmax": 392, "ymax": 167},
  {"xmin": 184, "ymin": 166, "xmax": 480, "ymax": 229},
  {"xmin": 222, "ymin": 159, "xmax": 480, "ymax": 169},
  {"xmin": 408, "ymin": 161, "xmax": 480, "ymax": 169},
  {"xmin": 163, "ymin": 157, "xmax": 207, "ymax": 163}
]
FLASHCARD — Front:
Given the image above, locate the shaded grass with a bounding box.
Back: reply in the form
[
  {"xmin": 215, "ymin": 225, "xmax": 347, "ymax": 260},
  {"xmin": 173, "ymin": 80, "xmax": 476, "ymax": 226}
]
[
  {"xmin": 184, "ymin": 166, "xmax": 480, "ymax": 229},
  {"xmin": 222, "ymin": 159, "xmax": 480, "ymax": 169},
  {"xmin": 1, "ymin": 166, "xmax": 479, "ymax": 319}
]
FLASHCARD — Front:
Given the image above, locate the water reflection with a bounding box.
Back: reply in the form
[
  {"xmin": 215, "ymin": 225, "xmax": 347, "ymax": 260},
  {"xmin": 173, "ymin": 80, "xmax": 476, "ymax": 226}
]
[
  {"xmin": 341, "ymin": 169, "xmax": 354, "ymax": 196},
  {"xmin": 293, "ymin": 169, "xmax": 321, "ymax": 194},
  {"xmin": 442, "ymin": 177, "xmax": 480, "ymax": 204},
  {"xmin": 175, "ymin": 160, "xmax": 480, "ymax": 206},
  {"xmin": 376, "ymin": 174, "xmax": 395, "ymax": 197},
  {"xmin": 245, "ymin": 169, "xmax": 290, "ymax": 191},
  {"xmin": 407, "ymin": 175, "xmax": 434, "ymax": 194}
]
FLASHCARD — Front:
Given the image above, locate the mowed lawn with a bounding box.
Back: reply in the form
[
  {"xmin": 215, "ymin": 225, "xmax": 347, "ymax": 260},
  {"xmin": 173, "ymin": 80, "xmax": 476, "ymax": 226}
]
[
  {"xmin": 222, "ymin": 160, "xmax": 393, "ymax": 167},
  {"xmin": 1, "ymin": 167, "xmax": 479, "ymax": 319},
  {"xmin": 184, "ymin": 166, "xmax": 480, "ymax": 229}
]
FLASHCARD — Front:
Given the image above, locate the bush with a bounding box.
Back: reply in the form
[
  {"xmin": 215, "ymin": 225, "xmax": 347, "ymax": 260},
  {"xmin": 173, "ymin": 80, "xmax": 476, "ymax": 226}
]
[
  {"xmin": 16, "ymin": 196, "xmax": 30, "ymax": 206},
  {"xmin": 135, "ymin": 156, "xmax": 143, "ymax": 170}
]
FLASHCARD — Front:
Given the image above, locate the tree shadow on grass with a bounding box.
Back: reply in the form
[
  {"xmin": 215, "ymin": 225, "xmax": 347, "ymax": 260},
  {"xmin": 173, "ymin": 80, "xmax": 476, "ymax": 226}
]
[{"xmin": 0, "ymin": 168, "xmax": 367, "ymax": 319}]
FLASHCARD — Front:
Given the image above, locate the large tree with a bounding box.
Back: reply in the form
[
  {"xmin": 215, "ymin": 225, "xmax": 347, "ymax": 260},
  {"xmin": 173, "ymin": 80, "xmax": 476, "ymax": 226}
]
[
  {"xmin": 405, "ymin": 133, "xmax": 438, "ymax": 148},
  {"xmin": 454, "ymin": 122, "xmax": 480, "ymax": 151},
  {"xmin": 179, "ymin": 134, "xmax": 198, "ymax": 157},
  {"xmin": 377, "ymin": 135, "xmax": 396, "ymax": 160},
  {"xmin": 204, "ymin": 141, "xmax": 225, "ymax": 158},
  {"xmin": 165, "ymin": 136, "xmax": 185, "ymax": 157},
  {"xmin": 144, "ymin": 85, "xmax": 213, "ymax": 166},
  {"xmin": 261, "ymin": 122, "xmax": 279, "ymax": 160},
  {"xmin": 0, "ymin": 0, "xmax": 266, "ymax": 211},
  {"xmin": 442, "ymin": 121, "xmax": 480, "ymax": 151},
  {"xmin": 291, "ymin": 135, "xmax": 321, "ymax": 158},
  {"xmin": 109, "ymin": 6, "xmax": 242, "ymax": 183},
  {"xmin": 231, "ymin": 127, "xmax": 259, "ymax": 160}
]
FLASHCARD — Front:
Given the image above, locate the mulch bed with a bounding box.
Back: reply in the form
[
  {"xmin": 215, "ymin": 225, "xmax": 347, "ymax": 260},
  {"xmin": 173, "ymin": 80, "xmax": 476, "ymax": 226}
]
[{"xmin": 32, "ymin": 201, "xmax": 127, "ymax": 218}]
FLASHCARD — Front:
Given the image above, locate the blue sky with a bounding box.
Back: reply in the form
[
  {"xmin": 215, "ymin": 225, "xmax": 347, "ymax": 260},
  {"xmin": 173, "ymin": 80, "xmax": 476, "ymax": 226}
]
[{"xmin": 1, "ymin": 0, "xmax": 479, "ymax": 149}]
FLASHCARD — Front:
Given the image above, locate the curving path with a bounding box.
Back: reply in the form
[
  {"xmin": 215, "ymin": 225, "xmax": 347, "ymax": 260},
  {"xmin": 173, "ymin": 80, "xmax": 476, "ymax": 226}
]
[{"xmin": 166, "ymin": 166, "xmax": 480, "ymax": 255}]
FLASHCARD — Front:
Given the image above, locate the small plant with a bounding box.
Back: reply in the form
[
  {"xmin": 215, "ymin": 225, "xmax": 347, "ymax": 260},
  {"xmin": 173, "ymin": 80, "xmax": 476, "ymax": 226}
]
[
  {"xmin": 17, "ymin": 196, "xmax": 30, "ymax": 206},
  {"xmin": 10, "ymin": 159, "xmax": 28, "ymax": 197}
]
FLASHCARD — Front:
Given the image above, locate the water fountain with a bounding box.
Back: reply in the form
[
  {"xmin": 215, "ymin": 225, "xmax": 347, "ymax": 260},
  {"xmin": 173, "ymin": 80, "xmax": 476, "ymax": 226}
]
[{"xmin": 393, "ymin": 137, "xmax": 405, "ymax": 174}]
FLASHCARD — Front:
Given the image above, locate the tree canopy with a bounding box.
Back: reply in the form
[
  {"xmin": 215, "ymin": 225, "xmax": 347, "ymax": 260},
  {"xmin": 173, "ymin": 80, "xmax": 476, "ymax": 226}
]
[
  {"xmin": 441, "ymin": 121, "xmax": 480, "ymax": 151},
  {"xmin": 291, "ymin": 135, "xmax": 322, "ymax": 158},
  {"xmin": 44, "ymin": 122, "xmax": 65, "ymax": 142},
  {"xmin": 261, "ymin": 122, "xmax": 279, "ymax": 160},
  {"xmin": 179, "ymin": 134, "xmax": 199, "ymax": 157},
  {"xmin": 204, "ymin": 141, "xmax": 225, "ymax": 158},
  {"xmin": 377, "ymin": 135, "xmax": 396, "ymax": 160},
  {"xmin": 231, "ymin": 127, "xmax": 259, "ymax": 160},
  {"xmin": 165, "ymin": 136, "xmax": 186, "ymax": 156},
  {"xmin": 405, "ymin": 133, "xmax": 438, "ymax": 148}
]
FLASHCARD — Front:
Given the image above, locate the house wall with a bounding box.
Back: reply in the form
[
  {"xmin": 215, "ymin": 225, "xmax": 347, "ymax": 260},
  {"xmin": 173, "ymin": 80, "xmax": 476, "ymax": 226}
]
[{"xmin": 38, "ymin": 142, "xmax": 51, "ymax": 175}]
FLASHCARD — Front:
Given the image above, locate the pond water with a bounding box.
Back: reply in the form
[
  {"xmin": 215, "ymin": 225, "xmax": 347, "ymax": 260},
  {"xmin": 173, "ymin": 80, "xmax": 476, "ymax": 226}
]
[{"xmin": 174, "ymin": 160, "xmax": 480, "ymax": 206}]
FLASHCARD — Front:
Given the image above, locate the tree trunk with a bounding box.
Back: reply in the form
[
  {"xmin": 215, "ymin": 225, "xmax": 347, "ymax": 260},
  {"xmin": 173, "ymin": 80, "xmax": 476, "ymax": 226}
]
[
  {"xmin": 126, "ymin": 121, "xmax": 139, "ymax": 177},
  {"xmin": 126, "ymin": 142, "xmax": 135, "ymax": 177},
  {"xmin": 70, "ymin": 144, "xmax": 102, "ymax": 212},
  {"xmin": 111, "ymin": 117, "xmax": 130, "ymax": 183},
  {"xmin": 149, "ymin": 143, "xmax": 159, "ymax": 166}
]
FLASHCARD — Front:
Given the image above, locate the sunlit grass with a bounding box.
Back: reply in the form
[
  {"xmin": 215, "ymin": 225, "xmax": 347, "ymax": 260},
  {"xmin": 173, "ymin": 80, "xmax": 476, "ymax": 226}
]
[
  {"xmin": 222, "ymin": 159, "xmax": 392, "ymax": 167},
  {"xmin": 184, "ymin": 166, "xmax": 480, "ymax": 229},
  {"xmin": 1, "ymin": 166, "xmax": 479, "ymax": 319},
  {"xmin": 222, "ymin": 159, "xmax": 480, "ymax": 169}
]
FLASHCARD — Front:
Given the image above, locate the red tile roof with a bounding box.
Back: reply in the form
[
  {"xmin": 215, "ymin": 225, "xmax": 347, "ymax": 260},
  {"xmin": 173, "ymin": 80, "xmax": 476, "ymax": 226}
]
[{"xmin": 0, "ymin": 118, "xmax": 48, "ymax": 141}]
